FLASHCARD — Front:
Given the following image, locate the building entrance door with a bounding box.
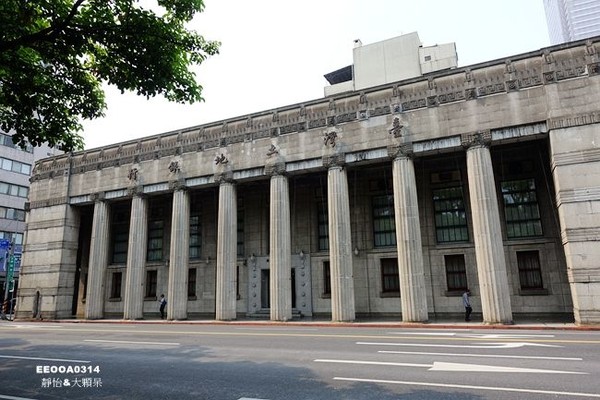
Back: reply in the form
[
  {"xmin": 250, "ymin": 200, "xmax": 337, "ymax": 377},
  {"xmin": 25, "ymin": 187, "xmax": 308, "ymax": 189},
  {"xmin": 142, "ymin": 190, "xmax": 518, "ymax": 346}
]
[
  {"xmin": 260, "ymin": 269, "xmax": 296, "ymax": 309},
  {"xmin": 248, "ymin": 255, "xmax": 313, "ymax": 317},
  {"xmin": 260, "ymin": 269, "xmax": 270, "ymax": 309}
]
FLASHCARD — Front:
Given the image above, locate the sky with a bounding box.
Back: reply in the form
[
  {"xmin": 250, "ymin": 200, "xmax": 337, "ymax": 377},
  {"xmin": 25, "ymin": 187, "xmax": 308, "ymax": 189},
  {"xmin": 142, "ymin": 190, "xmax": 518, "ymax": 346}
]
[{"xmin": 80, "ymin": 0, "xmax": 551, "ymax": 150}]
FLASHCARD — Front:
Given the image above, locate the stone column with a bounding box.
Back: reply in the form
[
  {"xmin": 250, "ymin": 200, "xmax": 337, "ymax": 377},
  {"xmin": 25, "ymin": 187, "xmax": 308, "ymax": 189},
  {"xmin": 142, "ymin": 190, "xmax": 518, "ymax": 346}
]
[
  {"xmin": 268, "ymin": 164, "xmax": 292, "ymax": 321},
  {"xmin": 123, "ymin": 192, "xmax": 148, "ymax": 320},
  {"xmin": 390, "ymin": 145, "xmax": 429, "ymax": 322},
  {"xmin": 167, "ymin": 186, "xmax": 190, "ymax": 320},
  {"xmin": 549, "ymin": 125, "xmax": 600, "ymax": 325},
  {"xmin": 215, "ymin": 178, "xmax": 237, "ymax": 320},
  {"xmin": 85, "ymin": 198, "xmax": 110, "ymax": 319},
  {"xmin": 464, "ymin": 133, "xmax": 513, "ymax": 324},
  {"xmin": 326, "ymin": 156, "xmax": 356, "ymax": 322}
]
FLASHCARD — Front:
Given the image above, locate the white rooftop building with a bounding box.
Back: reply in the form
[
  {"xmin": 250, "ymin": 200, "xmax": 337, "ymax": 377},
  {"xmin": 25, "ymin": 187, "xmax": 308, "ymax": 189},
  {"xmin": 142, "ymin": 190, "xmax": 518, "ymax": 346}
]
[{"xmin": 324, "ymin": 32, "xmax": 458, "ymax": 96}]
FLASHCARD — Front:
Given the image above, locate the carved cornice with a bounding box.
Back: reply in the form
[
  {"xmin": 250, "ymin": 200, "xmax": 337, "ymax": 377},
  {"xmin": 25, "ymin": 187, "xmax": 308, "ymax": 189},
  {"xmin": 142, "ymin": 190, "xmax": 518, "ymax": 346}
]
[
  {"xmin": 27, "ymin": 39, "xmax": 600, "ymax": 181},
  {"xmin": 548, "ymin": 111, "xmax": 600, "ymax": 130},
  {"xmin": 461, "ymin": 131, "xmax": 492, "ymax": 149},
  {"xmin": 27, "ymin": 197, "xmax": 69, "ymax": 210}
]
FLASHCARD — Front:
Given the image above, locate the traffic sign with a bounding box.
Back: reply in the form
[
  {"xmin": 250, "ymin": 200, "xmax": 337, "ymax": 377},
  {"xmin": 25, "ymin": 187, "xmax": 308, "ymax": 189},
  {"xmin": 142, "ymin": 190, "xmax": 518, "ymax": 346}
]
[
  {"xmin": 0, "ymin": 239, "xmax": 9, "ymax": 249},
  {"xmin": 7, "ymin": 255, "xmax": 14, "ymax": 282}
]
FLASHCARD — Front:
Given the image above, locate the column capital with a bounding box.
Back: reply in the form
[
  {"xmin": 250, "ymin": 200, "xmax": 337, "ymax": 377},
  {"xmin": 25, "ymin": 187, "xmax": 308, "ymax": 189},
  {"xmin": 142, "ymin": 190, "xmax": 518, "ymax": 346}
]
[
  {"xmin": 127, "ymin": 185, "xmax": 145, "ymax": 198},
  {"xmin": 90, "ymin": 191, "xmax": 106, "ymax": 202},
  {"xmin": 169, "ymin": 178, "xmax": 187, "ymax": 192},
  {"xmin": 388, "ymin": 143, "xmax": 414, "ymax": 160},
  {"xmin": 265, "ymin": 162, "xmax": 287, "ymax": 176},
  {"xmin": 461, "ymin": 131, "xmax": 492, "ymax": 149},
  {"xmin": 322, "ymin": 153, "xmax": 345, "ymax": 168},
  {"xmin": 214, "ymin": 171, "xmax": 235, "ymax": 184}
]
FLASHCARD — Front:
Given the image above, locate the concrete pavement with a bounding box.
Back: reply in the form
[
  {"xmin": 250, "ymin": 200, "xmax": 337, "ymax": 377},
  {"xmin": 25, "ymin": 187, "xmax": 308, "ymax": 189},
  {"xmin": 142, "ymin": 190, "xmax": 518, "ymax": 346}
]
[{"xmin": 5, "ymin": 315, "xmax": 599, "ymax": 331}]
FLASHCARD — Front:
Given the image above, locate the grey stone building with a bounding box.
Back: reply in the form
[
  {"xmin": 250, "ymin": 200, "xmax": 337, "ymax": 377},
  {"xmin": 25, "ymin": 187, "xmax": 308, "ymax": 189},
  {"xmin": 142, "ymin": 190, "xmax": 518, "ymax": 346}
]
[{"xmin": 15, "ymin": 35, "xmax": 600, "ymax": 325}]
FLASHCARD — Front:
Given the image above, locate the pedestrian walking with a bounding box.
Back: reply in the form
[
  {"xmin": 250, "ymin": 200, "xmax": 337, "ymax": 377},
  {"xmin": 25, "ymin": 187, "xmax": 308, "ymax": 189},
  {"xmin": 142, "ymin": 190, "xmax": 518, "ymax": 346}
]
[
  {"xmin": 159, "ymin": 294, "xmax": 167, "ymax": 319},
  {"xmin": 463, "ymin": 289, "xmax": 472, "ymax": 321}
]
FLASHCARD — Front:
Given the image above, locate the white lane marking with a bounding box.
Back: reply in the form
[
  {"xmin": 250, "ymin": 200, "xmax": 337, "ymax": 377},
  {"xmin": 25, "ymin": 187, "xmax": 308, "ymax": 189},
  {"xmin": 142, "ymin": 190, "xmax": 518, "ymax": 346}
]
[
  {"xmin": 4, "ymin": 324, "xmax": 63, "ymax": 329},
  {"xmin": 386, "ymin": 333, "xmax": 554, "ymax": 339},
  {"xmin": 234, "ymin": 327, "xmax": 319, "ymax": 331},
  {"xmin": 378, "ymin": 350, "xmax": 582, "ymax": 361},
  {"xmin": 0, "ymin": 394, "xmax": 40, "ymax": 400},
  {"xmin": 84, "ymin": 339, "xmax": 179, "ymax": 346},
  {"xmin": 0, "ymin": 355, "xmax": 90, "ymax": 363},
  {"xmin": 388, "ymin": 332, "xmax": 458, "ymax": 336},
  {"xmin": 429, "ymin": 362, "xmax": 585, "ymax": 374},
  {"xmin": 238, "ymin": 398, "xmax": 270, "ymax": 400},
  {"xmin": 357, "ymin": 341, "xmax": 561, "ymax": 349},
  {"xmin": 316, "ymin": 359, "xmax": 585, "ymax": 374},
  {"xmin": 461, "ymin": 334, "xmax": 555, "ymax": 339},
  {"xmin": 334, "ymin": 377, "xmax": 600, "ymax": 398},
  {"xmin": 315, "ymin": 359, "xmax": 430, "ymax": 368}
]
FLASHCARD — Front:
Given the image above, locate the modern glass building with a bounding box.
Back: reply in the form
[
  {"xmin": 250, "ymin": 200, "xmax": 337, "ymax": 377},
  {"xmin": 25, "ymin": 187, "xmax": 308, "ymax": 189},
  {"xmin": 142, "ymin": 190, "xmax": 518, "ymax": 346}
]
[
  {"xmin": 544, "ymin": 0, "xmax": 600, "ymax": 44},
  {"xmin": 0, "ymin": 132, "xmax": 61, "ymax": 314}
]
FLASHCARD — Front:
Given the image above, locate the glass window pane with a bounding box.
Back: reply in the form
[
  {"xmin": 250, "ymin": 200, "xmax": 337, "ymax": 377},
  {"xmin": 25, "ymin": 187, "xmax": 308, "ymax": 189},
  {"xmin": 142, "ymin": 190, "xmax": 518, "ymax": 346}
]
[
  {"xmin": 502, "ymin": 179, "xmax": 543, "ymax": 238},
  {"xmin": 433, "ymin": 186, "xmax": 468, "ymax": 243}
]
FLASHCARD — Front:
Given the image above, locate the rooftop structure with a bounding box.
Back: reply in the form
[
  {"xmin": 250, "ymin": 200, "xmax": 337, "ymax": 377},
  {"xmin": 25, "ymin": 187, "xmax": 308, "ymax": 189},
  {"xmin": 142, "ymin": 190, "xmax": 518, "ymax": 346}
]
[{"xmin": 324, "ymin": 32, "xmax": 458, "ymax": 96}]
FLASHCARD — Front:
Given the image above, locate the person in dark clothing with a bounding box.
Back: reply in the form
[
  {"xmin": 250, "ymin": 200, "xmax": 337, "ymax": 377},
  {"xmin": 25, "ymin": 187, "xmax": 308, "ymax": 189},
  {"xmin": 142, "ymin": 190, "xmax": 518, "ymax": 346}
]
[
  {"xmin": 462, "ymin": 289, "xmax": 472, "ymax": 321},
  {"xmin": 159, "ymin": 294, "xmax": 167, "ymax": 319}
]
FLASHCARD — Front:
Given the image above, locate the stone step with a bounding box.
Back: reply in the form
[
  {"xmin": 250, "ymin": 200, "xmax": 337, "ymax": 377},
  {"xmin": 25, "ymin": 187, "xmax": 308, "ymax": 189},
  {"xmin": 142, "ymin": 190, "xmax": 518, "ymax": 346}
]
[{"xmin": 246, "ymin": 309, "xmax": 303, "ymax": 320}]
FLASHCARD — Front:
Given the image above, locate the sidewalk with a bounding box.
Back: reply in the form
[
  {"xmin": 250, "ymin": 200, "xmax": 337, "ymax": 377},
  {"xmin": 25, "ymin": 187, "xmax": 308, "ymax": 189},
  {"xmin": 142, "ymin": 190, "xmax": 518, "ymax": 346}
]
[{"xmin": 8, "ymin": 316, "xmax": 600, "ymax": 331}]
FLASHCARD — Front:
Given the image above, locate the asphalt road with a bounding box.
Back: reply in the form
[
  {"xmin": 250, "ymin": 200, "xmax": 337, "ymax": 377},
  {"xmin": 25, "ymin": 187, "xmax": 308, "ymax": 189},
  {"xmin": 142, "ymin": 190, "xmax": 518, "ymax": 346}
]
[{"xmin": 1, "ymin": 321, "xmax": 600, "ymax": 399}]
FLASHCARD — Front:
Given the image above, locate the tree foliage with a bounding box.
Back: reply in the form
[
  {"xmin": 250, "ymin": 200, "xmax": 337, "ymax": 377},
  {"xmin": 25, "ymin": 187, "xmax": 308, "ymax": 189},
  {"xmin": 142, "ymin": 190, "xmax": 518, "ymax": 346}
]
[{"xmin": 0, "ymin": 0, "xmax": 220, "ymax": 151}]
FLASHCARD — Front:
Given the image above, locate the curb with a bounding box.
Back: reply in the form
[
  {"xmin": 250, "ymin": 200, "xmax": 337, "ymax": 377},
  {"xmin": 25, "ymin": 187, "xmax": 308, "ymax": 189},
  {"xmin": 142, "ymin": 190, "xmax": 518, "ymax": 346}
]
[{"xmin": 10, "ymin": 318, "xmax": 600, "ymax": 331}]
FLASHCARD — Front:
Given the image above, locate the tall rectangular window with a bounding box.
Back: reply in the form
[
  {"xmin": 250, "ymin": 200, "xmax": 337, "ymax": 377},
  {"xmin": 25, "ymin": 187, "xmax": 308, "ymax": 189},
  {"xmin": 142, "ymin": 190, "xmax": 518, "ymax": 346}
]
[
  {"xmin": 381, "ymin": 258, "xmax": 400, "ymax": 294},
  {"xmin": 501, "ymin": 179, "xmax": 543, "ymax": 238},
  {"xmin": 323, "ymin": 261, "xmax": 331, "ymax": 296},
  {"xmin": 147, "ymin": 207, "xmax": 164, "ymax": 262},
  {"xmin": 145, "ymin": 270, "xmax": 157, "ymax": 298},
  {"xmin": 111, "ymin": 206, "xmax": 130, "ymax": 264},
  {"xmin": 317, "ymin": 202, "xmax": 329, "ymax": 251},
  {"xmin": 432, "ymin": 186, "xmax": 468, "ymax": 243},
  {"xmin": 110, "ymin": 272, "xmax": 122, "ymax": 299},
  {"xmin": 188, "ymin": 268, "xmax": 197, "ymax": 298},
  {"xmin": 444, "ymin": 254, "xmax": 468, "ymax": 292},
  {"xmin": 517, "ymin": 251, "xmax": 544, "ymax": 289},
  {"xmin": 237, "ymin": 199, "xmax": 245, "ymax": 257},
  {"xmin": 373, "ymin": 195, "xmax": 396, "ymax": 247},
  {"xmin": 189, "ymin": 214, "xmax": 201, "ymax": 259}
]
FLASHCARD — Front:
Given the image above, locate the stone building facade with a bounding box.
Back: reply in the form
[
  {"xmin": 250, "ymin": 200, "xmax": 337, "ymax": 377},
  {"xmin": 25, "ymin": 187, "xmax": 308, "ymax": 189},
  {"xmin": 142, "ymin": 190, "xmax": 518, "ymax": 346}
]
[{"xmin": 15, "ymin": 37, "xmax": 600, "ymax": 325}]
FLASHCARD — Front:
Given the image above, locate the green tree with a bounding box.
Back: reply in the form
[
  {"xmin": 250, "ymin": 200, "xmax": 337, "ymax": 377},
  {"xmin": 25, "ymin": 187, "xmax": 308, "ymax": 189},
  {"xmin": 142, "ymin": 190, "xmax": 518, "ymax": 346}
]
[{"xmin": 0, "ymin": 0, "xmax": 220, "ymax": 151}]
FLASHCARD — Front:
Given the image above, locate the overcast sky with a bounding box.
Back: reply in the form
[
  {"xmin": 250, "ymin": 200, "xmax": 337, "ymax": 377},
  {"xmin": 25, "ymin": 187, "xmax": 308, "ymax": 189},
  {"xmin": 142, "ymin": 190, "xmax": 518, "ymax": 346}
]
[{"xmin": 81, "ymin": 0, "xmax": 551, "ymax": 150}]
